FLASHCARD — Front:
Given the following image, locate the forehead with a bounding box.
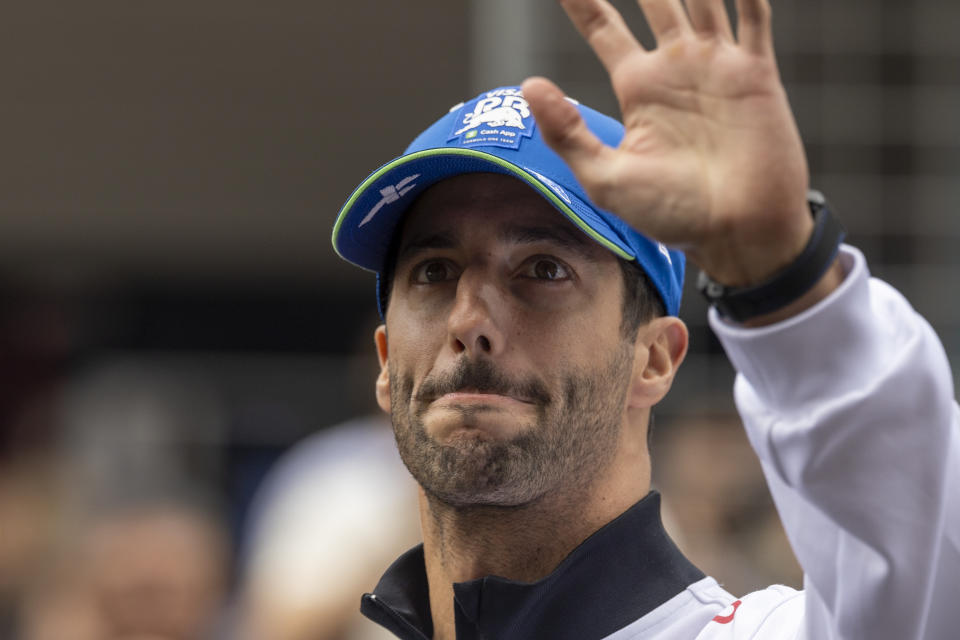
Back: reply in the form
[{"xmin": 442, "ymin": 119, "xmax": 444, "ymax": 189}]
[{"xmin": 396, "ymin": 173, "xmax": 591, "ymax": 251}]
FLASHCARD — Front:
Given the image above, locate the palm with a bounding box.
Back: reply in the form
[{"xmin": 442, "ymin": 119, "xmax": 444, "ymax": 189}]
[{"xmin": 525, "ymin": 0, "xmax": 812, "ymax": 285}]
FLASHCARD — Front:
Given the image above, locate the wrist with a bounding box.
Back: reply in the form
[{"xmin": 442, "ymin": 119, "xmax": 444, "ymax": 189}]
[
  {"xmin": 697, "ymin": 191, "xmax": 846, "ymax": 324},
  {"xmin": 693, "ymin": 201, "xmax": 814, "ymax": 288}
]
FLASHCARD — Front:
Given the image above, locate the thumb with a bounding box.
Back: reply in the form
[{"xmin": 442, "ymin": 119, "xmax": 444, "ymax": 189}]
[{"xmin": 523, "ymin": 77, "xmax": 613, "ymax": 192}]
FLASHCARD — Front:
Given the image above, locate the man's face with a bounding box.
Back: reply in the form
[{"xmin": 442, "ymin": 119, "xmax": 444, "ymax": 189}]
[{"xmin": 377, "ymin": 173, "xmax": 638, "ymax": 508}]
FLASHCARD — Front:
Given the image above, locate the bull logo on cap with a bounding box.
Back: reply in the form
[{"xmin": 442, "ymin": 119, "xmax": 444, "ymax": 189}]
[{"xmin": 454, "ymin": 90, "xmax": 532, "ymax": 136}]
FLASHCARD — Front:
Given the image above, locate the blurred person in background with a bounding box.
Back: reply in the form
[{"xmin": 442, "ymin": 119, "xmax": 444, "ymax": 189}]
[
  {"xmin": 0, "ymin": 315, "xmax": 234, "ymax": 639},
  {"xmin": 238, "ymin": 415, "xmax": 420, "ymax": 640},
  {"xmin": 0, "ymin": 455, "xmax": 64, "ymax": 638},
  {"xmin": 652, "ymin": 413, "xmax": 802, "ymax": 596},
  {"xmin": 17, "ymin": 496, "xmax": 229, "ymax": 640}
]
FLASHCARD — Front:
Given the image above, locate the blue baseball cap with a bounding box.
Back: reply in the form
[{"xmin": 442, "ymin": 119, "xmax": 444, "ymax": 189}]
[{"xmin": 331, "ymin": 86, "xmax": 685, "ymax": 316}]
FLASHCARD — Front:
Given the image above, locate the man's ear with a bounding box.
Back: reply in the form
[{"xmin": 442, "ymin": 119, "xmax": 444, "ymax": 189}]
[
  {"xmin": 374, "ymin": 325, "xmax": 391, "ymax": 413},
  {"xmin": 627, "ymin": 316, "xmax": 688, "ymax": 409}
]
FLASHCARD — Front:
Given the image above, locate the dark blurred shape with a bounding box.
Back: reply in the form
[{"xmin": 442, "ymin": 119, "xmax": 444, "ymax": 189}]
[{"xmin": 0, "ymin": 293, "xmax": 73, "ymax": 459}]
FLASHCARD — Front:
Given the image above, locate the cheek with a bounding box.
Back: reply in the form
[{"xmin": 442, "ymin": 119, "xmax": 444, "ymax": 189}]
[
  {"xmin": 385, "ymin": 314, "xmax": 446, "ymax": 384},
  {"xmin": 511, "ymin": 302, "xmax": 623, "ymax": 368}
]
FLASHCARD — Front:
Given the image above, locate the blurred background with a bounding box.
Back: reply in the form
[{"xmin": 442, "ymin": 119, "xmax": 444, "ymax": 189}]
[{"xmin": 0, "ymin": 1, "xmax": 957, "ymax": 638}]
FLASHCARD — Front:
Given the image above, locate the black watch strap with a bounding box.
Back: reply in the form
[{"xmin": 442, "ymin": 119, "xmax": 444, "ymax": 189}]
[{"xmin": 697, "ymin": 190, "xmax": 846, "ymax": 323}]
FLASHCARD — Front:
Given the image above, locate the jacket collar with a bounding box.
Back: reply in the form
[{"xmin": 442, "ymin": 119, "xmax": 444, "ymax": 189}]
[{"xmin": 360, "ymin": 492, "xmax": 704, "ymax": 639}]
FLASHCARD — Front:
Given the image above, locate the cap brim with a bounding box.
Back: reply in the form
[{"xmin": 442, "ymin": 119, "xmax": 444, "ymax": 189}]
[{"xmin": 332, "ymin": 148, "xmax": 637, "ymax": 274}]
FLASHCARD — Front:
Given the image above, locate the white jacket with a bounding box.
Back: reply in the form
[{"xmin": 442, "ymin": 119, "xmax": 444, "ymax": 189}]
[{"xmin": 606, "ymin": 245, "xmax": 960, "ymax": 640}]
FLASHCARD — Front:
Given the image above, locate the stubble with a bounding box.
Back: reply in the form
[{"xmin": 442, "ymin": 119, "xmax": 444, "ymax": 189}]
[{"xmin": 389, "ymin": 344, "xmax": 633, "ymax": 509}]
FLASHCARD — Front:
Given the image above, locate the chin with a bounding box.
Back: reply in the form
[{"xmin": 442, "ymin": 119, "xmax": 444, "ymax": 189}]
[{"xmin": 418, "ymin": 435, "xmax": 549, "ymax": 508}]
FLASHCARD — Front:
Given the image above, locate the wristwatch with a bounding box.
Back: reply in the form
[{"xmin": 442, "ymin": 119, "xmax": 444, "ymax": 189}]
[{"xmin": 696, "ymin": 190, "xmax": 846, "ymax": 322}]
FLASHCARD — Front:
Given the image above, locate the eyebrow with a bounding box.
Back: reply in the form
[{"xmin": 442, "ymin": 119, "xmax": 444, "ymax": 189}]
[
  {"xmin": 499, "ymin": 224, "xmax": 593, "ymax": 258},
  {"xmin": 396, "ymin": 231, "xmax": 458, "ymax": 265},
  {"xmin": 396, "ymin": 223, "xmax": 595, "ymax": 266}
]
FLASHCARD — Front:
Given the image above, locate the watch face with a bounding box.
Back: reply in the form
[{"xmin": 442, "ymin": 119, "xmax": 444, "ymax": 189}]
[{"xmin": 696, "ymin": 270, "xmax": 728, "ymax": 301}]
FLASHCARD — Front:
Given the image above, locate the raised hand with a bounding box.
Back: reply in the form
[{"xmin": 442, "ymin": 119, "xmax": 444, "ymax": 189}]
[{"xmin": 524, "ymin": 0, "xmax": 814, "ymax": 288}]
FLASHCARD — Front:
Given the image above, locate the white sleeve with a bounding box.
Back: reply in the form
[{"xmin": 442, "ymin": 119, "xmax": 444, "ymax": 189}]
[{"xmin": 709, "ymin": 245, "xmax": 960, "ymax": 640}]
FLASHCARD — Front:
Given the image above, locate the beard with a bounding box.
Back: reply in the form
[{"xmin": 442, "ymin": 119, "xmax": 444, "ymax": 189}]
[{"xmin": 389, "ymin": 343, "xmax": 634, "ymax": 508}]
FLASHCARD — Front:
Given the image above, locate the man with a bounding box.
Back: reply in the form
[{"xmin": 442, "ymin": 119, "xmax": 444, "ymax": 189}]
[{"xmin": 331, "ymin": 0, "xmax": 959, "ymax": 638}]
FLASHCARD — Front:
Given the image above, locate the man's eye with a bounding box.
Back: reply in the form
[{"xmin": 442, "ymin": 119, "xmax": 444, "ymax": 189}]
[
  {"xmin": 521, "ymin": 258, "xmax": 570, "ymax": 281},
  {"xmin": 412, "ymin": 260, "xmax": 457, "ymax": 283}
]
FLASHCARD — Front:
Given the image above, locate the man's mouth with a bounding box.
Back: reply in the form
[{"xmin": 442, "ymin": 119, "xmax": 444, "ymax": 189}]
[{"xmin": 430, "ymin": 388, "xmax": 535, "ymax": 406}]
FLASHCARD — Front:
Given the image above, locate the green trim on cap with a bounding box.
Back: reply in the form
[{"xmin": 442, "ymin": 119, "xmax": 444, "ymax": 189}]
[{"xmin": 331, "ymin": 148, "xmax": 634, "ymax": 266}]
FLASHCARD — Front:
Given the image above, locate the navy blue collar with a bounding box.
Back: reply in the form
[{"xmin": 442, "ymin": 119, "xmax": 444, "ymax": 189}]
[{"xmin": 361, "ymin": 491, "xmax": 704, "ymax": 639}]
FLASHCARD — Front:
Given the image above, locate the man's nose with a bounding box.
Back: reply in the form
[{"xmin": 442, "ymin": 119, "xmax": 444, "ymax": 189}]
[{"xmin": 446, "ymin": 271, "xmax": 504, "ymax": 358}]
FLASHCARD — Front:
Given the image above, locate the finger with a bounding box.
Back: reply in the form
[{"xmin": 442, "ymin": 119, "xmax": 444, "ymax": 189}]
[
  {"xmin": 523, "ymin": 77, "xmax": 615, "ymax": 194},
  {"xmin": 685, "ymin": 0, "xmax": 734, "ymax": 41},
  {"xmin": 735, "ymin": 0, "xmax": 773, "ymax": 55},
  {"xmin": 558, "ymin": 0, "xmax": 647, "ymax": 75},
  {"xmin": 637, "ymin": 0, "xmax": 693, "ymax": 45}
]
